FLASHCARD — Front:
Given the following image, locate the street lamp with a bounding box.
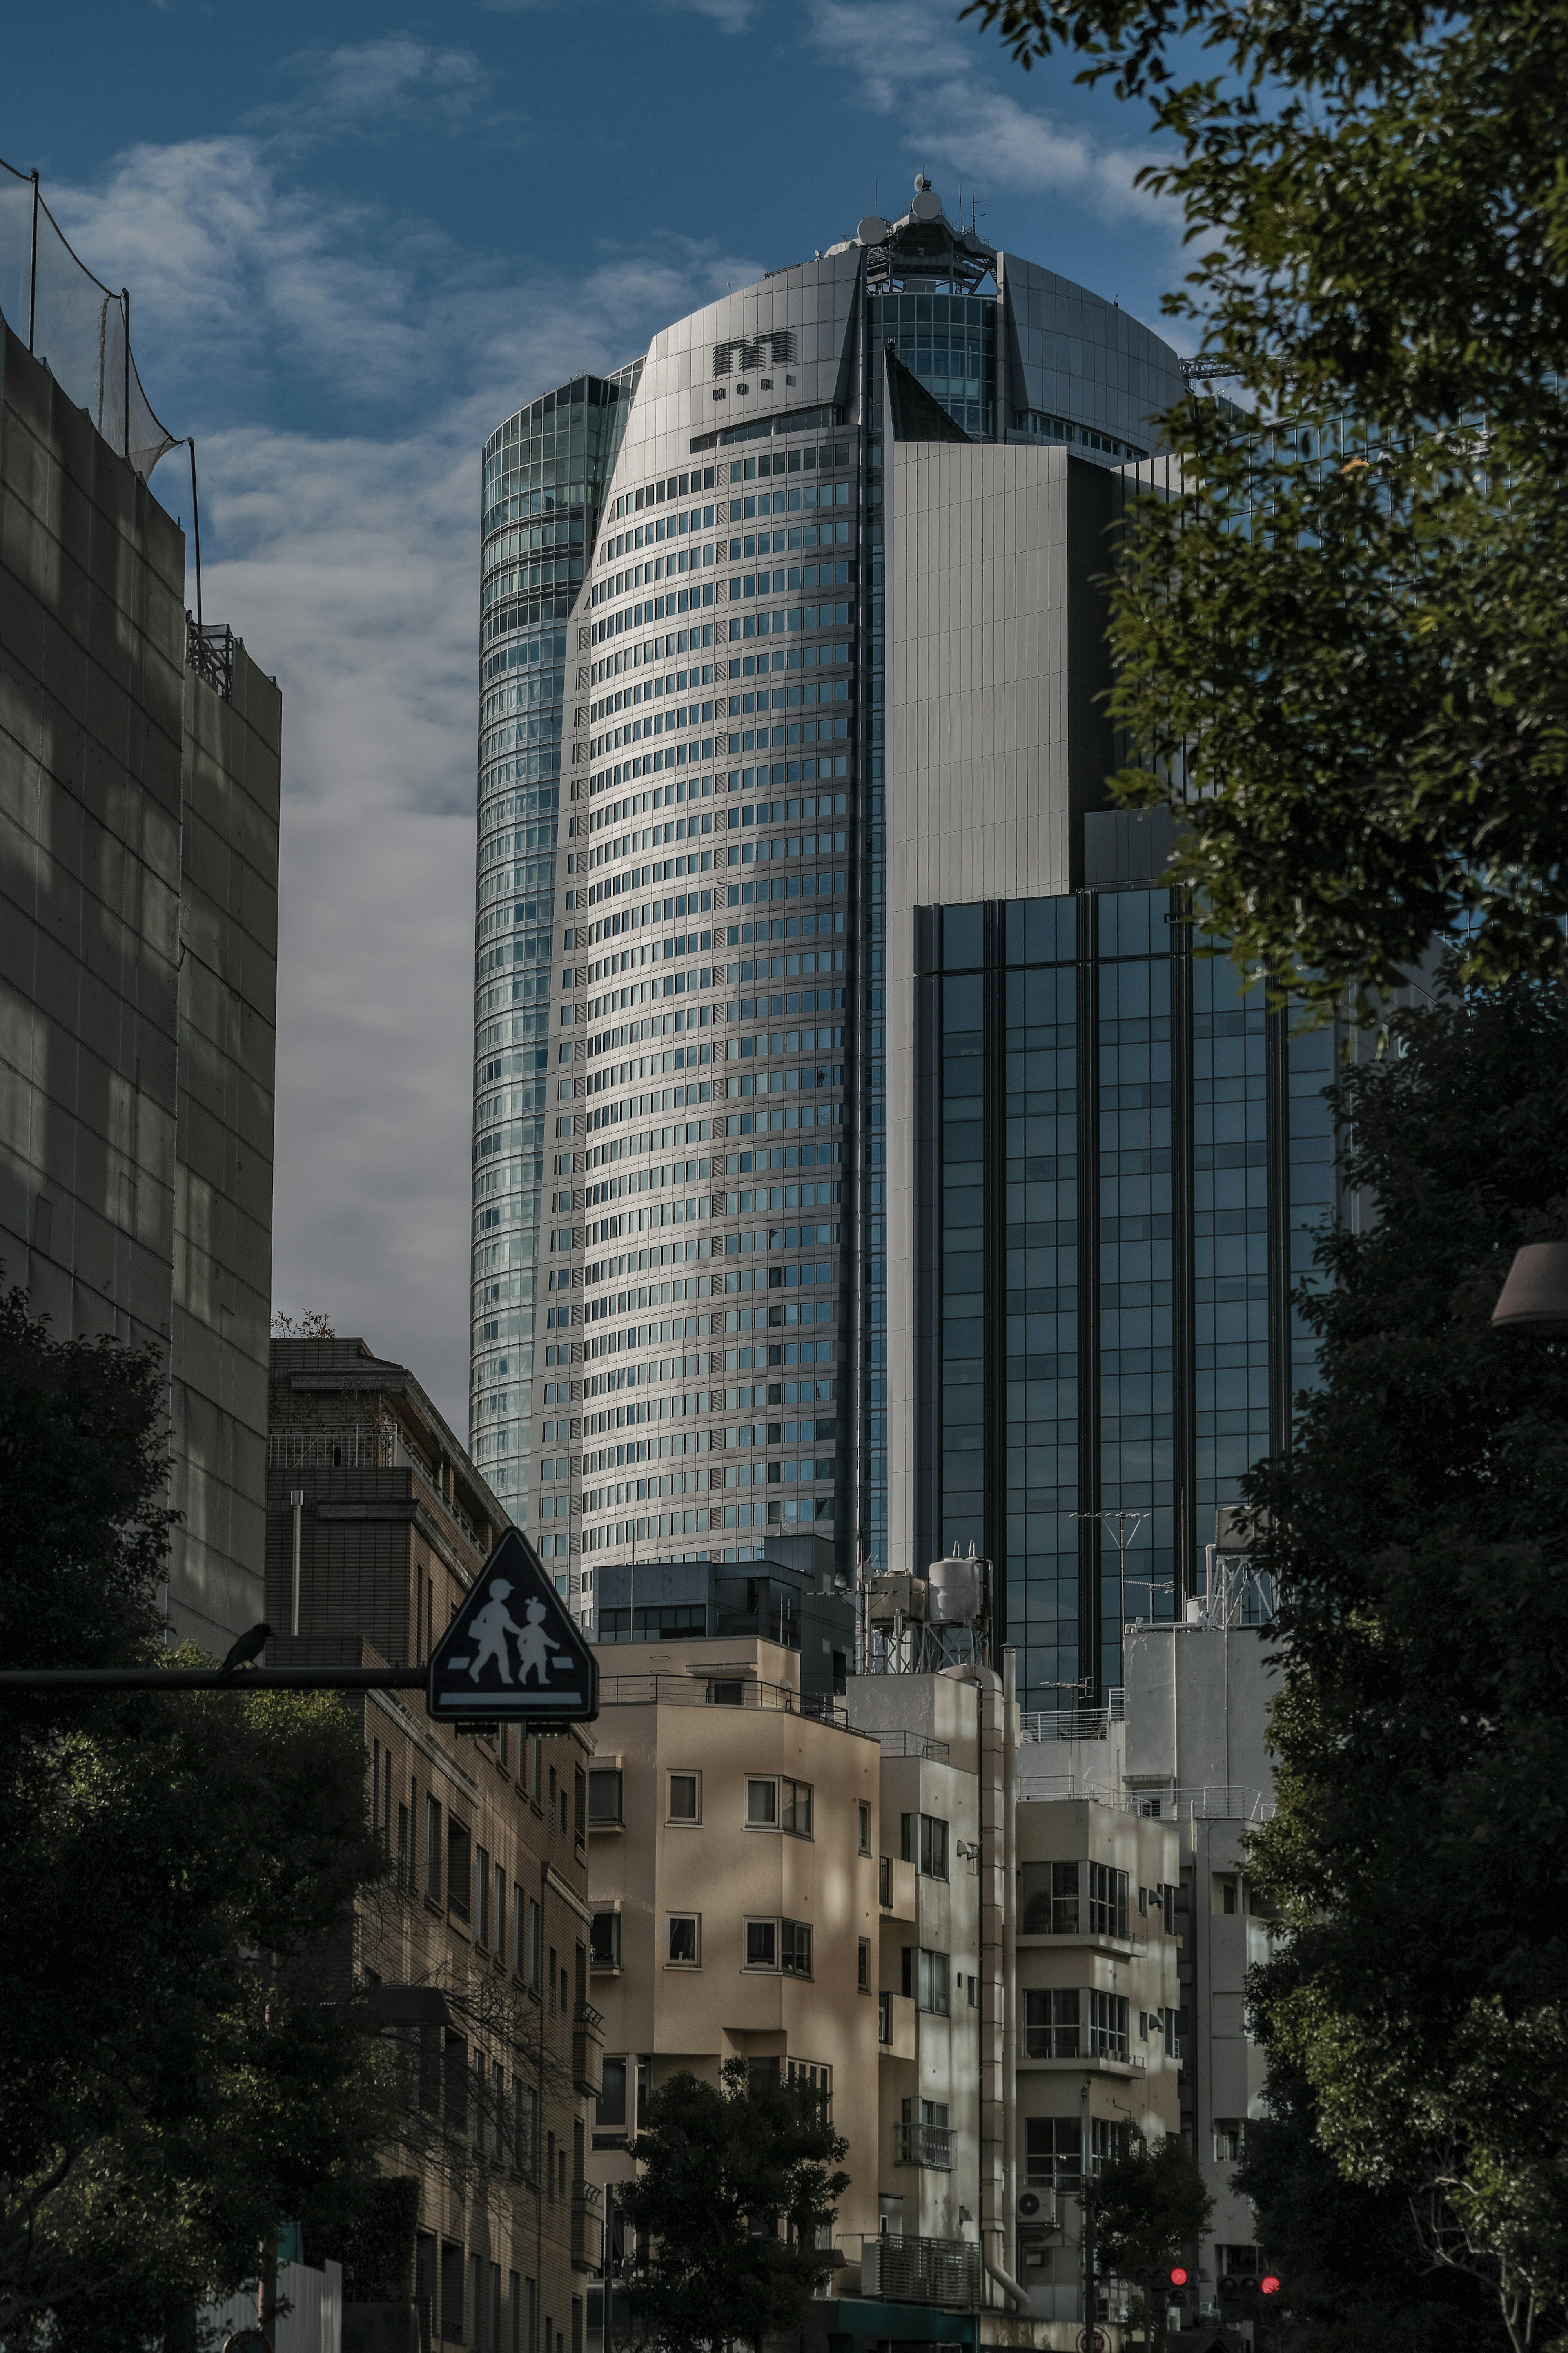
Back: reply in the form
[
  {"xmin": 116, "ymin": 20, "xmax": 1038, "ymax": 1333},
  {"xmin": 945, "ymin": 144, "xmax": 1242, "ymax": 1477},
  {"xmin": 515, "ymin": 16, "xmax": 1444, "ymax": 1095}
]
[{"xmin": 1492, "ymin": 1241, "xmax": 1568, "ymax": 1335}]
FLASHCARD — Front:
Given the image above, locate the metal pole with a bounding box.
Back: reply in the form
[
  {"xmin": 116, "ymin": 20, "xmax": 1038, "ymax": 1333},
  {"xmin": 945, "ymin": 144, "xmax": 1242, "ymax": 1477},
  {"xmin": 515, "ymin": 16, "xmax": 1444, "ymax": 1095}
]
[
  {"xmin": 290, "ymin": 1487, "xmax": 305, "ymax": 1637},
  {"xmin": 121, "ymin": 290, "xmax": 131, "ymax": 464},
  {"xmin": 27, "ymin": 171, "xmax": 39, "ymax": 353},
  {"xmin": 189, "ymin": 440, "xmax": 205, "ymax": 635}
]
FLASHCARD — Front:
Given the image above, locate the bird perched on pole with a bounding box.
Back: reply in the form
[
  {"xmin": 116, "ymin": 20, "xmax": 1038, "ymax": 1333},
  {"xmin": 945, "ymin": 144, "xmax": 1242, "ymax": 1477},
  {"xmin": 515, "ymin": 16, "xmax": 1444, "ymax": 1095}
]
[{"xmin": 219, "ymin": 1623, "xmax": 272, "ymax": 1676}]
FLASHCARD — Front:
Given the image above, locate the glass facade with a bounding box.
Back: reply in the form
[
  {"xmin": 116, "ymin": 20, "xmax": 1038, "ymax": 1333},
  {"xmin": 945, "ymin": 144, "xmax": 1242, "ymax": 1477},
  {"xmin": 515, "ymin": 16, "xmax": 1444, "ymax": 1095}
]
[
  {"xmin": 868, "ymin": 294, "xmax": 998, "ymax": 440},
  {"xmin": 470, "ymin": 371, "xmax": 637, "ymax": 1524},
  {"xmin": 915, "ymin": 894, "xmax": 1333, "ymax": 1711}
]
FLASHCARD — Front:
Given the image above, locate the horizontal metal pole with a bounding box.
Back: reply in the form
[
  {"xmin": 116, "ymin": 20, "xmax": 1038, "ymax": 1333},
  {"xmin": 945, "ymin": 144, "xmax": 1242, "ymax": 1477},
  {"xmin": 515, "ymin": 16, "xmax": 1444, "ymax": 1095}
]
[{"xmin": 0, "ymin": 1667, "xmax": 429, "ymax": 1692}]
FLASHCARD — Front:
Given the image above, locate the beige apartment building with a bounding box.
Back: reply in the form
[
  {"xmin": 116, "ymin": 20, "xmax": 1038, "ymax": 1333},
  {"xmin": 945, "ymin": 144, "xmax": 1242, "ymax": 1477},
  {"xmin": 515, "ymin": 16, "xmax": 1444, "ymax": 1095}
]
[{"xmin": 584, "ymin": 1617, "xmax": 883, "ymax": 2251}]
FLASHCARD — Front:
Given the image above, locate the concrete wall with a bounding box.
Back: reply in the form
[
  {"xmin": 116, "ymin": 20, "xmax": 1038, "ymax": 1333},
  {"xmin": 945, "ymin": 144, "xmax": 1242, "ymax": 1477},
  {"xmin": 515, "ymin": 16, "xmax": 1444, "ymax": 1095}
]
[
  {"xmin": 167, "ymin": 642, "xmax": 281, "ymax": 1650},
  {"xmin": 0, "ymin": 318, "xmax": 185, "ymax": 1347}
]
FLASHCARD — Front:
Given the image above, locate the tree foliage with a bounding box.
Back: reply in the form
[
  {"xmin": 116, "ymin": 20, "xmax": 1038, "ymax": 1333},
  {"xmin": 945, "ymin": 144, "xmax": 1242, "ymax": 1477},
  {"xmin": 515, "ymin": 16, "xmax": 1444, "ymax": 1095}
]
[
  {"xmin": 965, "ymin": 0, "xmax": 1568, "ymax": 1013},
  {"xmin": 1094, "ymin": 2129, "xmax": 1212, "ymax": 2279},
  {"xmin": 617, "ymin": 2058, "xmax": 849, "ymax": 2353},
  {"xmin": 0, "ymin": 1283, "xmax": 391, "ymax": 2349},
  {"xmin": 1225, "ymin": 975, "xmax": 1568, "ymax": 2349}
]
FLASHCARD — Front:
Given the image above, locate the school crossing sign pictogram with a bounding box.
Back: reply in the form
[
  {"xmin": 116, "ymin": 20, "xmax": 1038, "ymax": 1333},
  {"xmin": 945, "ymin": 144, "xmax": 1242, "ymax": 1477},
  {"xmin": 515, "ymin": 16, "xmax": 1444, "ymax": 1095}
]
[{"xmin": 427, "ymin": 1530, "xmax": 598, "ymax": 1724}]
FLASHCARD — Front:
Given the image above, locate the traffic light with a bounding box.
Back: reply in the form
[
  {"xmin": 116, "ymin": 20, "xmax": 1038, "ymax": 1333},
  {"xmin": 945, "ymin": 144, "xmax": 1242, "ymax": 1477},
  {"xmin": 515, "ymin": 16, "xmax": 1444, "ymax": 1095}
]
[
  {"xmin": 1261, "ymin": 2274, "xmax": 1281, "ymax": 2297},
  {"xmin": 1169, "ymin": 2267, "xmax": 1189, "ymax": 2289},
  {"xmin": 1221, "ymin": 2268, "xmax": 1284, "ymax": 2313}
]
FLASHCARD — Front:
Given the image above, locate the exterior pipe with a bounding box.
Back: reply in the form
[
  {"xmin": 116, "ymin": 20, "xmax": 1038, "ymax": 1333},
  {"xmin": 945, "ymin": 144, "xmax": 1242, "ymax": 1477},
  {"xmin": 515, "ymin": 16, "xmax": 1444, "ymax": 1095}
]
[{"xmin": 983, "ymin": 2255, "xmax": 1030, "ymax": 2316}]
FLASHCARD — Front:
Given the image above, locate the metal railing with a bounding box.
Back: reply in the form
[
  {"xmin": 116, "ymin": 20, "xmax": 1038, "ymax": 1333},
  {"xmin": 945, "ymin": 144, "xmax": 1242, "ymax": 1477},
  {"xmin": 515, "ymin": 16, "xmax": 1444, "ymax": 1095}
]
[
  {"xmin": 1016, "ymin": 1773, "xmax": 1140, "ymax": 1812},
  {"xmin": 894, "ymin": 2121, "xmax": 954, "ymax": 2170},
  {"xmin": 876, "ymin": 1729, "xmax": 950, "ymax": 1763},
  {"xmin": 267, "ymin": 1421, "xmax": 403, "ymax": 1470},
  {"xmin": 858, "ymin": 2234, "xmax": 980, "ymax": 2310},
  {"xmin": 1019, "ymin": 1690, "xmax": 1125, "ymax": 1743},
  {"xmin": 597, "ymin": 1673, "xmax": 859, "ymax": 1730},
  {"xmin": 187, "ymin": 617, "xmax": 235, "ymax": 700}
]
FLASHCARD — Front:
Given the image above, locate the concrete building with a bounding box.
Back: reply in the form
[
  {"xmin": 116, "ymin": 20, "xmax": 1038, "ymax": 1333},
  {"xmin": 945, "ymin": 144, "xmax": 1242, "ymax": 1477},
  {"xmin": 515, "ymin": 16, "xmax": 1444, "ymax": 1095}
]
[
  {"xmin": 467, "ymin": 183, "xmax": 1189, "ymax": 1686},
  {"xmin": 267, "ymin": 1336, "xmax": 600, "ymax": 2353},
  {"xmin": 0, "ymin": 301, "xmax": 281, "ymax": 1655},
  {"xmin": 1123, "ymin": 1545, "xmax": 1281, "ymax": 2332}
]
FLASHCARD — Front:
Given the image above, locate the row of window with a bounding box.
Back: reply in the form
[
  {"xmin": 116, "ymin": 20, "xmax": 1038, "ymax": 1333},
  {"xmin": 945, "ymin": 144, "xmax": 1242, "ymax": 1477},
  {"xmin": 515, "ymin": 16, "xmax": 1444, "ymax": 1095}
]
[
  {"xmin": 589, "ymin": 640, "xmax": 851, "ymax": 693},
  {"xmin": 1022, "ymin": 1988, "xmax": 1136, "ymax": 2061},
  {"xmin": 1020, "ymin": 1860, "xmax": 1133, "ymax": 1940},
  {"xmin": 588, "ymin": 680, "xmax": 850, "ymax": 756},
  {"xmin": 597, "ymin": 482, "xmax": 852, "ymax": 561},
  {"xmin": 588, "ymin": 588, "xmax": 856, "ymax": 651}
]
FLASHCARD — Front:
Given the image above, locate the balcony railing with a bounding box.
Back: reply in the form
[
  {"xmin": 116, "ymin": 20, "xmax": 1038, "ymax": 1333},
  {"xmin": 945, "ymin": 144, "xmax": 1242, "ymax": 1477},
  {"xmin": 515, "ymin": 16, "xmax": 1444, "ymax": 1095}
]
[
  {"xmin": 187, "ymin": 616, "xmax": 235, "ymax": 700},
  {"xmin": 859, "ymin": 2234, "xmax": 980, "ymax": 2310},
  {"xmin": 1019, "ymin": 1691, "xmax": 1125, "ymax": 1743},
  {"xmin": 597, "ymin": 1674, "xmax": 860, "ymax": 1731},
  {"xmin": 876, "ymin": 1730, "xmax": 950, "ymax": 1764},
  {"xmin": 894, "ymin": 2122, "xmax": 954, "ymax": 2170}
]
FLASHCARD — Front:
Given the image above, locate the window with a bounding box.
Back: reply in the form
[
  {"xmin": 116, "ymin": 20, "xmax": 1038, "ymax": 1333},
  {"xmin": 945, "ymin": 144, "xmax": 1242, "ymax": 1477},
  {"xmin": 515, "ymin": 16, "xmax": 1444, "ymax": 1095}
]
[
  {"xmin": 878, "ymin": 1990, "xmax": 892, "ymax": 2044},
  {"xmin": 589, "ymin": 1769, "xmax": 623, "ymax": 1825},
  {"xmin": 1165, "ymin": 2006, "xmax": 1185, "ymax": 2061},
  {"xmin": 902, "ymin": 1947, "xmax": 950, "ymax": 2015},
  {"xmin": 878, "ymin": 1854, "xmax": 893, "ymax": 1907},
  {"xmin": 858, "ymin": 1937, "xmax": 871, "ymax": 1992},
  {"xmin": 746, "ymin": 1918, "xmax": 777, "ymax": 1968},
  {"xmin": 858, "ymin": 1801, "xmax": 871, "ymax": 1855},
  {"xmin": 1024, "ymin": 1989, "xmax": 1080, "ymax": 2058},
  {"xmin": 447, "ymin": 1820, "xmax": 472, "ymax": 1922},
  {"xmin": 909, "ymin": 1814, "xmax": 949, "ymax": 1879},
  {"xmin": 425, "ymin": 1794, "xmax": 442, "ymax": 1902},
  {"xmin": 548, "ymin": 1947, "xmax": 557, "ymax": 2015},
  {"xmin": 590, "ymin": 1911, "xmax": 621, "ymax": 1970},
  {"xmin": 526, "ymin": 1897, "xmax": 542, "ymax": 1990},
  {"xmin": 1089, "ymin": 1863, "xmax": 1129, "ymax": 1939},
  {"xmin": 781, "ymin": 1920, "xmax": 812, "ymax": 1976},
  {"xmin": 746, "ymin": 1778, "xmax": 778, "ymax": 1825},
  {"xmin": 1087, "ymin": 1990, "xmax": 1130, "ymax": 2059},
  {"xmin": 782, "ymin": 1778, "xmax": 812, "ymax": 1836},
  {"xmin": 475, "ymin": 1848, "xmax": 491, "ymax": 1947},
  {"xmin": 667, "ymin": 1914, "xmax": 700, "ymax": 1964},
  {"xmin": 1214, "ymin": 2119, "xmax": 1245, "ymax": 2163},
  {"xmin": 668, "ymin": 1772, "xmax": 700, "ymax": 1821},
  {"xmin": 597, "ymin": 2058, "xmax": 628, "ymax": 2130},
  {"xmin": 1026, "ymin": 2117, "xmax": 1080, "ymax": 2188}
]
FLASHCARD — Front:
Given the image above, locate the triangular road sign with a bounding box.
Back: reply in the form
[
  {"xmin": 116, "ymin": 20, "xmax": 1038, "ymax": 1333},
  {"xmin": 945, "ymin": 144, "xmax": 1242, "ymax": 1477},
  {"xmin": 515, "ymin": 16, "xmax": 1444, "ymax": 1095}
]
[{"xmin": 427, "ymin": 1530, "xmax": 598, "ymax": 1723}]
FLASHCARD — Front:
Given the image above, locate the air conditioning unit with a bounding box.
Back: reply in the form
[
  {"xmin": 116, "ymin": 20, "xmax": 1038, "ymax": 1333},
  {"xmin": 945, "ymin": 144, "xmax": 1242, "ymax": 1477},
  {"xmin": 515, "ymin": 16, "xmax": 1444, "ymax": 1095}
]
[{"xmin": 1017, "ymin": 2189, "xmax": 1052, "ymax": 2222}]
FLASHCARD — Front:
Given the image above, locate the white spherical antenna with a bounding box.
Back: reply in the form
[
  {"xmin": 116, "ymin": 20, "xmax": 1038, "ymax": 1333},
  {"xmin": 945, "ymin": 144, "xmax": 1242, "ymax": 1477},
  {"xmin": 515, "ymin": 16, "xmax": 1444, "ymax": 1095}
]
[
  {"xmin": 911, "ymin": 187, "xmax": 943, "ymax": 221},
  {"xmin": 857, "ymin": 215, "xmax": 891, "ymax": 245}
]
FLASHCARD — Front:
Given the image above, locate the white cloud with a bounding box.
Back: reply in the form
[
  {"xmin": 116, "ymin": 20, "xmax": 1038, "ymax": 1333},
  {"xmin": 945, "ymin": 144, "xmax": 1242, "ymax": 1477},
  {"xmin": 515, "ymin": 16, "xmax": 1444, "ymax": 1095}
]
[
  {"xmin": 811, "ymin": 0, "xmax": 1174, "ymax": 229},
  {"xmin": 40, "ymin": 133, "xmax": 759, "ymax": 1432}
]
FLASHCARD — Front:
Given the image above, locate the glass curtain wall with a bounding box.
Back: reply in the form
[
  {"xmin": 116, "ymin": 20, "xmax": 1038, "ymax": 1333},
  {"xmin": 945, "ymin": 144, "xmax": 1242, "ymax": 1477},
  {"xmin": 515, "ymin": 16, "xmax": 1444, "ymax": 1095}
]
[
  {"xmin": 915, "ymin": 891, "xmax": 1333, "ymax": 1713},
  {"xmin": 470, "ymin": 370, "xmax": 637, "ymax": 1527}
]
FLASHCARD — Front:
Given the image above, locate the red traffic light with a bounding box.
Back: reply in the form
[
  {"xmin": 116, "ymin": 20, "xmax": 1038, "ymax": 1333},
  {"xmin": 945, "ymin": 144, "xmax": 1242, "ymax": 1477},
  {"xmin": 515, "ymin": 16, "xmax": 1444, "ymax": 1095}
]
[
  {"xmin": 1169, "ymin": 2267, "xmax": 1189, "ymax": 2288},
  {"xmin": 1260, "ymin": 2275, "xmax": 1281, "ymax": 2296}
]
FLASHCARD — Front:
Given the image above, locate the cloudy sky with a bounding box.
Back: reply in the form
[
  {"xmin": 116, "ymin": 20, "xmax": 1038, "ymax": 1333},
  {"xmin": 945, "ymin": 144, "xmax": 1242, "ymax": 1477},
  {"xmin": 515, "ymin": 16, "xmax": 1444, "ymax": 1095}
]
[{"xmin": 2, "ymin": 0, "xmax": 1193, "ymax": 1434}]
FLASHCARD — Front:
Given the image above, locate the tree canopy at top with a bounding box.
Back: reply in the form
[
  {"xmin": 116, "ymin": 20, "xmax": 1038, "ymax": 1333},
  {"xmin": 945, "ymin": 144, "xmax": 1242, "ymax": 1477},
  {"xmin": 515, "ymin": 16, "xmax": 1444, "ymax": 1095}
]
[{"xmin": 969, "ymin": 0, "xmax": 1568, "ymax": 1017}]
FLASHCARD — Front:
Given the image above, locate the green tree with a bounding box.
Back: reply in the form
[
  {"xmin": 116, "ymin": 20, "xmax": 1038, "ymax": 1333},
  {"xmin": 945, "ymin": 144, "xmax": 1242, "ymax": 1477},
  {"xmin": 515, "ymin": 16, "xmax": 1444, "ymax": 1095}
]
[
  {"xmin": 1209, "ymin": 973, "xmax": 1568, "ymax": 2350},
  {"xmin": 617, "ymin": 2057, "xmax": 850, "ymax": 2353},
  {"xmin": 1092, "ymin": 2130, "xmax": 1211, "ymax": 2348},
  {"xmin": 1236, "ymin": 2056, "xmax": 1512, "ymax": 2351},
  {"xmin": 966, "ymin": 0, "xmax": 1568, "ymax": 1014},
  {"xmin": 0, "ymin": 1281, "xmax": 392, "ymax": 2349}
]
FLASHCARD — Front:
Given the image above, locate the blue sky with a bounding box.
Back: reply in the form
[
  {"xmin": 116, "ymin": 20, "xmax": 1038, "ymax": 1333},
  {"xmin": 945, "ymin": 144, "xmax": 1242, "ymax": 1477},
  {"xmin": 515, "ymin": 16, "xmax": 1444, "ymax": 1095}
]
[{"xmin": 2, "ymin": 0, "xmax": 1193, "ymax": 1430}]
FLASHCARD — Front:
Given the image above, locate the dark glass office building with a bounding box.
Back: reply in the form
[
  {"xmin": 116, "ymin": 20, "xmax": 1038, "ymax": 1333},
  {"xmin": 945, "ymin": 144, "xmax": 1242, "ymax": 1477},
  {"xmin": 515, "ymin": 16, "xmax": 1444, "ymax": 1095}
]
[{"xmin": 910, "ymin": 867, "xmax": 1333, "ymax": 1707}]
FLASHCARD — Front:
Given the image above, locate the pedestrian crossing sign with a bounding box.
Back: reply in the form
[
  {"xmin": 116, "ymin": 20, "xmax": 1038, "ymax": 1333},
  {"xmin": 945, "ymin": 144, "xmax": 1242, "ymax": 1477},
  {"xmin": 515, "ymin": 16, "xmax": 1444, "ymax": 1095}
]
[{"xmin": 427, "ymin": 1530, "xmax": 597, "ymax": 1723}]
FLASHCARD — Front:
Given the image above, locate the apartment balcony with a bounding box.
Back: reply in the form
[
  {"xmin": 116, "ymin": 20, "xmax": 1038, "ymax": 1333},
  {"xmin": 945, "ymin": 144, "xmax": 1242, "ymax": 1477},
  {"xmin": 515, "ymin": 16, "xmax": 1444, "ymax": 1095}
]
[
  {"xmin": 877, "ymin": 1989, "xmax": 916, "ymax": 2060},
  {"xmin": 574, "ymin": 2002, "xmax": 605, "ymax": 2099},
  {"xmin": 877, "ymin": 1855, "xmax": 917, "ymax": 1921},
  {"xmin": 859, "ymin": 2234, "xmax": 980, "ymax": 2310},
  {"xmin": 893, "ymin": 2121, "xmax": 954, "ymax": 2170},
  {"xmin": 571, "ymin": 2184, "xmax": 602, "ymax": 2273}
]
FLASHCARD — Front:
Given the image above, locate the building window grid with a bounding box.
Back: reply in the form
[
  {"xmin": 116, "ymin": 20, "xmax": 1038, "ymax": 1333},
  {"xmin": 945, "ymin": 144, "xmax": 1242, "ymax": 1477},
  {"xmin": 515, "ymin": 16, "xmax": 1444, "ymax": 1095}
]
[{"xmin": 925, "ymin": 889, "xmax": 1308, "ymax": 1712}]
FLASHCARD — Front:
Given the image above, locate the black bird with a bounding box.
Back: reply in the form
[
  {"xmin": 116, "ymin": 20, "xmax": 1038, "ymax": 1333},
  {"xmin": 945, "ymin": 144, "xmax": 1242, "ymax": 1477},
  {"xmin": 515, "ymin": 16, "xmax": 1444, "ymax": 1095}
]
[{"xmin": 219, "ymin": 1622, "xmax": 272, "ymax": 1675}]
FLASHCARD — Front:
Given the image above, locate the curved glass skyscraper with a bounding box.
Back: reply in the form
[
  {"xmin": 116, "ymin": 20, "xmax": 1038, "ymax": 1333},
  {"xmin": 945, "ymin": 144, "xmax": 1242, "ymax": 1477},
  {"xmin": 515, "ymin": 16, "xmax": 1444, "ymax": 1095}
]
[{"xmin": 469, "ymin": 182, "xmax": 1332, "ymax": 1711}]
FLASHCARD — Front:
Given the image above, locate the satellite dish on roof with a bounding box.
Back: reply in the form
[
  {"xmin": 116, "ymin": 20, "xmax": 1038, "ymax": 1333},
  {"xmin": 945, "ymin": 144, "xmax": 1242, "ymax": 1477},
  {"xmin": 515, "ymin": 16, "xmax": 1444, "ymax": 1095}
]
[
  {"xmin": 911, "ymin": 187, "xmax": 944, "ymax": 221},
  {"xmin": 857, "ymin": 215, "xmax": 891, "ymax": 244}
]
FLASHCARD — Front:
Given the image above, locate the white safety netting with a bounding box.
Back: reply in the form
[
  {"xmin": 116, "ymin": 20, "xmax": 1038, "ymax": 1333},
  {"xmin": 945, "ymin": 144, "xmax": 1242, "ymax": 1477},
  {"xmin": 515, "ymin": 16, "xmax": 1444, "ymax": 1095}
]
[{"xmin": 0, "ymin": 155, "xmax": 178, "ymax": 482}]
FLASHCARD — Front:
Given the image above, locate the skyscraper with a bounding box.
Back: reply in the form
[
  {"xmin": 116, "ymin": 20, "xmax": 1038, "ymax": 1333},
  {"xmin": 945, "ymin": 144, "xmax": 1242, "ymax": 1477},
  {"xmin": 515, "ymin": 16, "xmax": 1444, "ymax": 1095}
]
[{"xmin": 468, "ymin": 182, "xmax": 1325, "ymax": 1710}]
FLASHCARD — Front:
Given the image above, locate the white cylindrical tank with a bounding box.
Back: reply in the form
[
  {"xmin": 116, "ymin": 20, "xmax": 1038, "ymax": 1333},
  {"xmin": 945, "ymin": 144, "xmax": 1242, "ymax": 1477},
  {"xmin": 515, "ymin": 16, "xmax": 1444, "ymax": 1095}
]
[{"xmin": 927, "ymin": 1551, "xmax": 983, "ymax": 1626}]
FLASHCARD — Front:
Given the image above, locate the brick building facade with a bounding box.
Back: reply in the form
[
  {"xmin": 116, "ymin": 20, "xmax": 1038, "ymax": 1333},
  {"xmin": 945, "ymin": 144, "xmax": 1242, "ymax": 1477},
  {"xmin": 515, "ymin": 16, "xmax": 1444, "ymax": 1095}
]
[{"xmin": 267, "ymin": 1338, "xmax": 601, "ymax": 2353}]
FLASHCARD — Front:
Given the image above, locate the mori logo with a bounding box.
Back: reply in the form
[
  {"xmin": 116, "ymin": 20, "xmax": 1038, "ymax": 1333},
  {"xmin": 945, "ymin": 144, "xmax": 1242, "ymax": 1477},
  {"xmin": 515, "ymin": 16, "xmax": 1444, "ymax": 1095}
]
[{"xmin": 712, "ymin": 330, "xmax": 795, "ymax": 378}]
